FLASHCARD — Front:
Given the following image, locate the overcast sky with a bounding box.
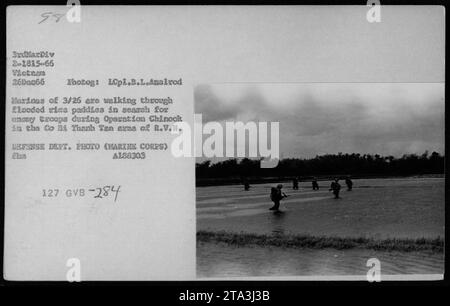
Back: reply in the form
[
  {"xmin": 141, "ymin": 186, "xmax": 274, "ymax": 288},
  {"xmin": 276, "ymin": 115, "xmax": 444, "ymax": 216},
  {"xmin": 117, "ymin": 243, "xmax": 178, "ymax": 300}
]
[{"xmin": 195, "ymin": 83, "xmax": 444, "ymax": 158}]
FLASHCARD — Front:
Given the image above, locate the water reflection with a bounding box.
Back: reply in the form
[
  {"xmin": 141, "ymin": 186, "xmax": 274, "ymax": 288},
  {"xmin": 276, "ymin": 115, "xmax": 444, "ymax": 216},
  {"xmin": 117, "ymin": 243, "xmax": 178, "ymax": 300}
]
[
  {"xmin": 197, "ymin": 242, "xmax": 444, "ymax": 277},
  {"xmin": 270, "ymin": 210, "xmax": 287, "ymax": 236}
]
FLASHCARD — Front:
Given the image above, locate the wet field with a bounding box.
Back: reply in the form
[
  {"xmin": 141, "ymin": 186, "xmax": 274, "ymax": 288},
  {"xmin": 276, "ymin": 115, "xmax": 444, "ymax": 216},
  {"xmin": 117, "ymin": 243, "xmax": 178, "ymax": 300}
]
[
  {"xmin": 198, "ymin": 242, "xmax": 443, "ymax": 278},
  {"xmin": 196, "ymin": 177, "xmax": 444, "ymax": 278}
]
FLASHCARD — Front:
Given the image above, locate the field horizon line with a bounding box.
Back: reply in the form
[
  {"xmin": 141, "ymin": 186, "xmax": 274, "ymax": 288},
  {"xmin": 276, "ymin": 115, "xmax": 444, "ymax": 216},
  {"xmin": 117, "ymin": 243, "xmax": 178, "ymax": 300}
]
[{"xmin": 197, "ymin": 230, "xmax": 444, "ymax": 253}]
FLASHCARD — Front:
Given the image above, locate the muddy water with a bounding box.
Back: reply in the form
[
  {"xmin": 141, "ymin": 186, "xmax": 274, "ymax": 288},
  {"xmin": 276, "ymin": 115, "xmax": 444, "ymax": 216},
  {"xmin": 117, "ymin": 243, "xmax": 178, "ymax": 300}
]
[
  {"xmin": 197, "ymin": 178, "xmax": 444, "ymax": 278},
  {"xmin": 197, "ymin": 242, "xmax": 444, "ymax": 278},
  {"xmin": 197, "ymin": 178, "xmax": 445, "ymax": 239}
]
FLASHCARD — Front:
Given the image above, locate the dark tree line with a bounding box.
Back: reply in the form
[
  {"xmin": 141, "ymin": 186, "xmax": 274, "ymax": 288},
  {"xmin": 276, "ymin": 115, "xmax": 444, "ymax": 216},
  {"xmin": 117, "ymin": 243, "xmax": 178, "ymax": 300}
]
[{"xmin": 196, "ymin": 152, "xmax": 444, "ymax": 184}]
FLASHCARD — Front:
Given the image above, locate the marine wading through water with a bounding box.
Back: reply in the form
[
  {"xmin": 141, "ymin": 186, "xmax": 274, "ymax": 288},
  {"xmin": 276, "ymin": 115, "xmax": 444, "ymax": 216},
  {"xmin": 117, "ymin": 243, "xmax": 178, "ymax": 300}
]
[{"xmin": 269, "ymin": 184, "xmax": 288, "ymax": 212}]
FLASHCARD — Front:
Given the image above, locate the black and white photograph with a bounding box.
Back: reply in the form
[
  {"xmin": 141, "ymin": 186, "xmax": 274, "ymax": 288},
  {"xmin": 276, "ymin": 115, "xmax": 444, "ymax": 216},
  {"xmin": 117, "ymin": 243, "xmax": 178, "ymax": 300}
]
[
  {"xmin": 1, "ymin": 2, "xmax": 448, "ymax": 299},
  {"xmin": 195, "ymin": 83, "xmax": 444, "ymax": 279}
]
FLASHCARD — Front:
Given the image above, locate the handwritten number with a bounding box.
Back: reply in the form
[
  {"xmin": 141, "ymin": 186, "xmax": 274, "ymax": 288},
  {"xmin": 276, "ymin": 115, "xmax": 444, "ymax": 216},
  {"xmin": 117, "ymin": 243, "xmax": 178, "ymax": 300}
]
[
  {"xmin": 89, "ymin": 185, "xmax": 121, "ymax": 202},
  {"xmin": 39, "ymin": 12, "xmax": 65, "ymax": 24}
]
